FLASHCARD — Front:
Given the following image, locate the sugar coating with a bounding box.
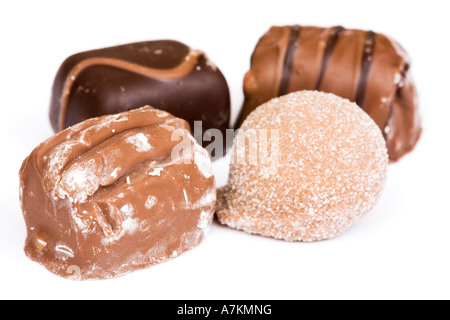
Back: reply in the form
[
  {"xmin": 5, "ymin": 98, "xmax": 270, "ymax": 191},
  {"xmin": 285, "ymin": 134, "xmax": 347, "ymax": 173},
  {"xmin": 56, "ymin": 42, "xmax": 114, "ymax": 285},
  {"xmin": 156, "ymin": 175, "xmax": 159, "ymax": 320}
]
[
  {"xmin": 125, "ymin": 133, "xmax": 152, "ymax": 152},
  {"xmin": 216, "ymin": 91, "xmax": 388, "ymax": 241}
]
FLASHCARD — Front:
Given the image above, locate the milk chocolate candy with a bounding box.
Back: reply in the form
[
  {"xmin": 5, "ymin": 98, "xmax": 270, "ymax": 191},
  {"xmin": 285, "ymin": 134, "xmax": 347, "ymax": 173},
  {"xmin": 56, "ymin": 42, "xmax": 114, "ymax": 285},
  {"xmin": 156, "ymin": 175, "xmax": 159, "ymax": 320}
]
[
  {"xmin": 238, "ymin": 25, "xmax": 422, "ymax": 162},
  {"xmin": 49, "ymin": 40, "xmax": 231, "ymax": 153},
  {"xmin": 20, "ymin": 106, "xmax": 216, "ymax": 280}
]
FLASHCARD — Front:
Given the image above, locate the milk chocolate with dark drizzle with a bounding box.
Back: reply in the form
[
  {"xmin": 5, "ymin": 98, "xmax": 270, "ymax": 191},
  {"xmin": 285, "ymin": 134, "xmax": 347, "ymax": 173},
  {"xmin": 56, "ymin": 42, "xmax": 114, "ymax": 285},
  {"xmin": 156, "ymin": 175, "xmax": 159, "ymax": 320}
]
[{"xmin": 239, "ymin": 25, "xmax": 421, "ymax": 162}]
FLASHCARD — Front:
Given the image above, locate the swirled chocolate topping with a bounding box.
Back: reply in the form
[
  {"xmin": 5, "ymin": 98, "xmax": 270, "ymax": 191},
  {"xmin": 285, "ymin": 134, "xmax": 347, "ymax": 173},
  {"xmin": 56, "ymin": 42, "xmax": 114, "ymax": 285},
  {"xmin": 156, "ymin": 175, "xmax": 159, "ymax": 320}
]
[{"xmin": 49, "ymin": 40, "xmax": 231, "ymax": 154}]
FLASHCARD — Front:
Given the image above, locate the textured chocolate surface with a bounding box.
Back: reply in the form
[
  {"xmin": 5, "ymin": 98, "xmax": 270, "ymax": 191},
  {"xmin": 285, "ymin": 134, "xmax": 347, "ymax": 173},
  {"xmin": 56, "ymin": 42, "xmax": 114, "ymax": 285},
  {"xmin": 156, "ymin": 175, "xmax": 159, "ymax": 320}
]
[
  {"xmin": 238, "ymin": 25, "xmax": 422, "ymax": 162},
  {"xmin": 20, "ymin": 106, "xmax": 216, "ymax": 280},
  {"xmin": 218, "ymin": 91, "xmax": 388, "ymax": 241},
  {"xmin": 49, "ymin": 40, "xmax": 231, "ymax": 152}
]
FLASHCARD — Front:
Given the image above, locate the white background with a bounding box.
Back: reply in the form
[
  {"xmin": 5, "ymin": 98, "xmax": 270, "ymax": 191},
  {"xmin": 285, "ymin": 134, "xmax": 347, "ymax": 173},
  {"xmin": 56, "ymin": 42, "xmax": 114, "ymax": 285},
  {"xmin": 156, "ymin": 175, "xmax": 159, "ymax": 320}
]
[{"xmin": 1, "ymin": 0, "xmax": 449, "ymax": 300}]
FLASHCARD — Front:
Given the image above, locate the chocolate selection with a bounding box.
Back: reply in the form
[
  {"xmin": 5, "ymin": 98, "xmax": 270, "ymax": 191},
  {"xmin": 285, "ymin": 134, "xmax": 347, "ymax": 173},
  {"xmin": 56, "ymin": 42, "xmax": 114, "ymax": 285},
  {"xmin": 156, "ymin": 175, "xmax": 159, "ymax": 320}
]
[
  {"xmin": 20, "ymin": 106, "xmax": 216, "ymax": 280},
  {"xmin": 238, "ymin": 25, "xmax": 422, "ymax": 162},
  {"xmin": 49, "ymin": 40, "xmax": 231, "ymax": 152}
]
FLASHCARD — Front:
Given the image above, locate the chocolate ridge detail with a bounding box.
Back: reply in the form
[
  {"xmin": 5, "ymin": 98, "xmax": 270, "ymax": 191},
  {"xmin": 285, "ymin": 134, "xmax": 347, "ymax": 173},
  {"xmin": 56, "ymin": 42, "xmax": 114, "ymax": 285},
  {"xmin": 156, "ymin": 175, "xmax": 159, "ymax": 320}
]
[
  {"xmin": 314, "ymin": 26, "xmax": 345, "ymax": 90},
  {"xmin": 278, "ymin": 25, "xmax": 301, "ymax": 96},
  {"xmin": 58, "ymin": 50, "xmax": 203, "ymax": 131},
  {"xmin": 41, "ymin": 108, "xmax": 189, "ymax": 200},
  {"xmin": 355, "ymin": 31, "xmax": 377, "ymax": 108}
]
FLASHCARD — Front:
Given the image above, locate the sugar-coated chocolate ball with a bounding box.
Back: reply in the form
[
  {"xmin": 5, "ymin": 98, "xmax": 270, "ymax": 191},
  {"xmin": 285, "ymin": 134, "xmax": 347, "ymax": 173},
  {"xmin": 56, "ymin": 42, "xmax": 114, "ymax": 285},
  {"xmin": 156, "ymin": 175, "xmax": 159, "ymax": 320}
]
[{"xmin": 217, "ymin": 91, "xmax": 388, "ymax": 241}]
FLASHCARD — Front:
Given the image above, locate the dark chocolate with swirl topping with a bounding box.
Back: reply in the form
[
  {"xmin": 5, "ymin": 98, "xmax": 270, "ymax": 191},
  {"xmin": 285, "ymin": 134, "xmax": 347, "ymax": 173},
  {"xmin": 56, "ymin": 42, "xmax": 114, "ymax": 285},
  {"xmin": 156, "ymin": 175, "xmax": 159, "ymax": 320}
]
[
  {"xmin": 49, "ymin": 40, "xmax": 231, "ymax": 153},
  {"xmin": 238, "ymin": 25, "xmax": 421, "ymax": 162}
]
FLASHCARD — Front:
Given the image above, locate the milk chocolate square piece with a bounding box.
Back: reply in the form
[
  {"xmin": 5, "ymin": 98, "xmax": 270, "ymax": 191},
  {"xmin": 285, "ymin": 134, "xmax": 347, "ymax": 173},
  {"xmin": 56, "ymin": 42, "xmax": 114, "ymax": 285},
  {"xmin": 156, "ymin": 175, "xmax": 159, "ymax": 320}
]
[{"xmin": 20, "ymin": 106, "xmax": 216, "ymax": 280}]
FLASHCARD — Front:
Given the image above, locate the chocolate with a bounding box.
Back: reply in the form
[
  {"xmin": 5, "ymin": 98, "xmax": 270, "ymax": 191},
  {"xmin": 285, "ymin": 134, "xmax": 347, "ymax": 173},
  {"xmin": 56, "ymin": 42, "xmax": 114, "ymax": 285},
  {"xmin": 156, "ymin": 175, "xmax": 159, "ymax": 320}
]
[
  {"xmin": 218, "ymin": 91, "xmax": 388, "ymax": 241},
  {"xmin": 20, "ymin": 106, "xmax": 216, "ymax": 280},
  {"xmin": 238, "ymin": 25, "xmax": 422, "ymax": 162},
  {"xmin": 49, "ymin": 40, "xmax": 231, "ymax": 153}
]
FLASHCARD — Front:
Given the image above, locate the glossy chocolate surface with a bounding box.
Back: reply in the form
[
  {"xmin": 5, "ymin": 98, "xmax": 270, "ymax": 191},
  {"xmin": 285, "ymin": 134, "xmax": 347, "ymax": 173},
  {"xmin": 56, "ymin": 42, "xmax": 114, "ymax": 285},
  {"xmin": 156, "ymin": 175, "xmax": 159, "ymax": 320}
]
[
  {"xmin": 238, "ymin": 25, "xmax": 422, "ymax": 162},
  {"xmin": 49, "ymin": 40, "xmax": 231, "ymax": 151}
]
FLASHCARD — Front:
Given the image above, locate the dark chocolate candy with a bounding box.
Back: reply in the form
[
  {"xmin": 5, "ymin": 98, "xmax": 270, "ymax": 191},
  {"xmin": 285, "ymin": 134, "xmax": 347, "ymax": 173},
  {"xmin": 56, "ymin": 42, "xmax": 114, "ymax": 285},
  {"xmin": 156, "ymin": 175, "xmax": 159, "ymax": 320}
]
[
  {"xmin": 49, "ymin": 40, "xmax": 231, "ymax": 152},
  {"xmin": 237, "ymin": 25, "xmax": 422, "ymax": 162}
]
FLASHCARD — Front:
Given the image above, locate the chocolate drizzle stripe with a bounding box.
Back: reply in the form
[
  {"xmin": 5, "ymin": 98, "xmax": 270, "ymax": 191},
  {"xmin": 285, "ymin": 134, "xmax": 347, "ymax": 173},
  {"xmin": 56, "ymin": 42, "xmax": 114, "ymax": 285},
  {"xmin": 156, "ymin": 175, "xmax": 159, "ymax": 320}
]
[
  {"xmin": 278, "ymin": 25, "xmax": 301, "ymax": 96},
  {"xmin": 383, "ymin": 63, "xmax": 410, "ymax": 140},
  {"xmin": 58, "ymin": 50, "xmax": 203, "ymax": 131},
  {"xmin": 355, "ymin": 31, "xmax": 376, "ymax": 108},
  {"xmin": 314, "ymin": 26, "xmax": 345, "ymax": 90}
]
